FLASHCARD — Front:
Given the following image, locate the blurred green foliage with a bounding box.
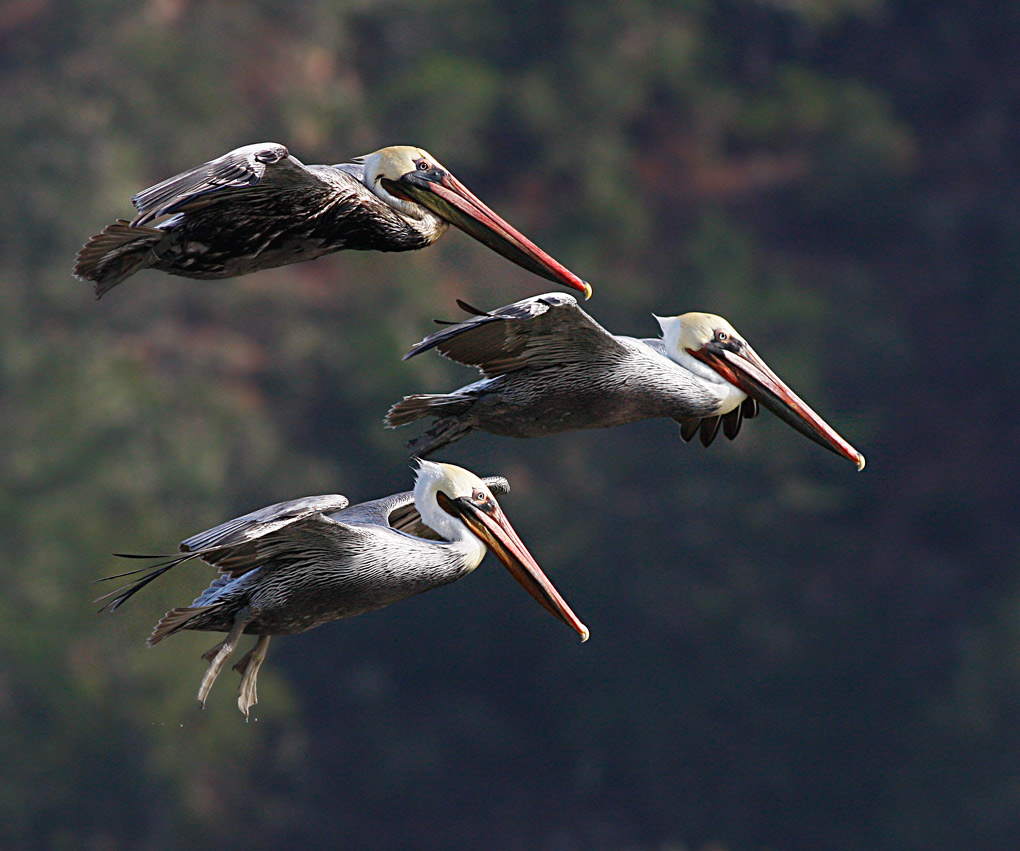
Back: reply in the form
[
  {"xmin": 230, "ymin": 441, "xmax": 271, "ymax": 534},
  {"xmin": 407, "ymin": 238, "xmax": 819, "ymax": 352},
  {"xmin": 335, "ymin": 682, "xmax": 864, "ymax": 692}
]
[{"xmin": 1, "ymin": 0, "xmax": 1018, "ymax": 848}]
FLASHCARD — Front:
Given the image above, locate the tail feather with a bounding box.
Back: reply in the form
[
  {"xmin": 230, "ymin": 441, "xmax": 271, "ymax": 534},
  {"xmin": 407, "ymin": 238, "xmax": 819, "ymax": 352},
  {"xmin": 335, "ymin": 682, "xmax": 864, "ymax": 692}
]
[
  {"xmin": 404, "ymin": 417, "xmax": 474, "ymax": 456},
  {"xmin": 386, "ymin": 394, "xmax": 475, "ymax": 455},
  {"xmin": 384, "ymin": 393, "xmax": 471, "ymax": 428},
  {"xmin": 148, "ymin": 605, "xmax": 217, "ymax": 646},
  {"xmin": 74, "ymin": 219, "xmax": 167, "ymax": 298}
]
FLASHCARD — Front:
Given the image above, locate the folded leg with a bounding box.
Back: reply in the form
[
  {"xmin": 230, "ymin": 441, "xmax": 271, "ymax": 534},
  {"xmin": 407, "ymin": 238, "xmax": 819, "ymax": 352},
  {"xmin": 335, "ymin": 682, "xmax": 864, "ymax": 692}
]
[
  {"xmin": 233, "ymin": 634, "xmax": 272, "ymax": 717},
  {"xmin": 197, "ymin": 607, "xmax": 255, "ymax": 708}
]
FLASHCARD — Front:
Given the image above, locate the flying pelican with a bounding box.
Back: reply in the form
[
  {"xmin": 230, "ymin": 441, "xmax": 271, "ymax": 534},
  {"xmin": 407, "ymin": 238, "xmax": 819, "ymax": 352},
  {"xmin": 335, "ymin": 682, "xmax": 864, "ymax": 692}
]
[
  {"xmin": 74, "ymin": 144, "xmax": 592, "ymax": 299},
  {"xmin": 385, "ymin": 293, "xmax": 866, "ymax": 470},
  {"xmin": 96, "ymin": 461, "xmax": 588, "ymax": 716}
]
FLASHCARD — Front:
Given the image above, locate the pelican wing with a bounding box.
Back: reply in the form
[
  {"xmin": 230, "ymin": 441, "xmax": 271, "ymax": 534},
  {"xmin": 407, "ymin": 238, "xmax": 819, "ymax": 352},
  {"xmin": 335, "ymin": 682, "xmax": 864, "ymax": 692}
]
[
  {"xmin": 190, "ymin": 512, "xmax": 374, "ymax": 594},
  {"xmin": 403, "ymin": 293, "xmax": 629, "ymax": 378},
  {"xmin": 95, "ymin": 493, "xmax": 349, "ymax": 611},
  {"xmin": 177, "ymin": 494, "xmax": 350, "ymax": 580},
  {"xmin": 180, "ymin": 494, "xmax": 350, "ymax": 553},
  {"xmin": 130, "ymin": 143, "xmax": 317, "ymax": 225}
]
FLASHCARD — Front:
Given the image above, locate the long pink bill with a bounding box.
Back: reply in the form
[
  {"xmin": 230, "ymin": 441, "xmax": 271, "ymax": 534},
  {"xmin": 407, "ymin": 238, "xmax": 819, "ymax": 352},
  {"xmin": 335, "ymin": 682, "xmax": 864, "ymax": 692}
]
[
  {"xmin": 694, "ymin": 343, "xmax": 866, "ymax": 471},
  {"xmin": 440, "ymin": 492, "xmax": 590, "ymax": 641},
  {"xmin": 388, "ymin": 171, "xmax": 592, "ymax": 299}
]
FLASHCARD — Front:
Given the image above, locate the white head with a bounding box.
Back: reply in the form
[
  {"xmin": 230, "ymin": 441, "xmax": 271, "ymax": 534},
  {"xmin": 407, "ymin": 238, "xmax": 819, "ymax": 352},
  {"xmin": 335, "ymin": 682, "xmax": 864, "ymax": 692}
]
[
  {"xmin": 654, "ymin": 312, "xmax": 739, "ymax": 357},
  {"xmin": 411, "ymin": 458, "xmax": 590, "ymax": 640},
  {"xmin": 413, "ymin": 459, "xmax": 496, "ymax": 553},
  {"xmin": 357, "ymin": 145, "xmax": 448, "ymax": 219},
  {"xmin": 413, "ymin": 458, "xmax": 492, "ymax": 506},
  {"xmin": 653, "ymin": 312, "xmax": 867, "ymax": 470},
  {"xmin": 654, "ymin": 312, "xmax": 748, "ymax": 415}
]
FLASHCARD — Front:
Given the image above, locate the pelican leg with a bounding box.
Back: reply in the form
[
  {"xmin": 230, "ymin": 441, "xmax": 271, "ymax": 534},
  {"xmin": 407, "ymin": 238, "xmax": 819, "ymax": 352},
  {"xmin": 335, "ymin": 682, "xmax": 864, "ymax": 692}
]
[
  {"xmin": 233, "ymin": 635, "xmax": 271, "ymax": 716},
  {"xmin": 197, "ymin": 608, "xmax": 254, "ymax": 708}
]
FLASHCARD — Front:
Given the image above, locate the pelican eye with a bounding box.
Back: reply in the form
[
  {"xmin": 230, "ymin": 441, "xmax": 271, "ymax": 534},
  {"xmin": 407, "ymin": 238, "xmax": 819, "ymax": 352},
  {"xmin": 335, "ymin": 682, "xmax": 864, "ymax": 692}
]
[
  {"xmin": 416, "ymin": 160, "xmax": 431, "ymax": 171},
  {"xmin": 715, "ymin": 329, "xmax": 729, "ymax": 343},
  {"xmin": 471, "ymin": 489, "xmax": 489, "ymax": 503}
]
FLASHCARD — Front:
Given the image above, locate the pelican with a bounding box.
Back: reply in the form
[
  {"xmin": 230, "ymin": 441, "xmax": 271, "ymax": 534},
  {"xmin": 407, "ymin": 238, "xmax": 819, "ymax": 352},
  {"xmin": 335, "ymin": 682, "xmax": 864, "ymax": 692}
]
[
  {"xmin": 386, "ymin": 293, "xmax": 866, "ymax": 470},
  {"xmin": 74, "ymin": 144, "xmax": 591, "ymax": 299},
  {"xmin": 96, "ymin": 460, "xmax": 588, "ymax": 715}
]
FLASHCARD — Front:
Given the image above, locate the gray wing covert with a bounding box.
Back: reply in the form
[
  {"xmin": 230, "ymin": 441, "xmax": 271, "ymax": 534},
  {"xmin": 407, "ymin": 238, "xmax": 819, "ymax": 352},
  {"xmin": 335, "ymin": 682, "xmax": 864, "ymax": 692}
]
[
  {"xmin": 180, "ymin": 494, "xmax": 350, "ymax": 576},
  {"xmin": 130, "ymin": 143, "xmax": 313, "ymax": 225},
  {"xmin": 96, "ymin": 493, "xmax": 350, "ymax": 613},
  {"xmin": 637, "ymin": 337, "xmax": 669, "ymax": 358},
  {"xmin": 402, "ymin": 293, "xmax": 629, "ymax": 378},
  {"xmin": 187, "ymin": 510, "xmax": 382, "ymax": 609}
]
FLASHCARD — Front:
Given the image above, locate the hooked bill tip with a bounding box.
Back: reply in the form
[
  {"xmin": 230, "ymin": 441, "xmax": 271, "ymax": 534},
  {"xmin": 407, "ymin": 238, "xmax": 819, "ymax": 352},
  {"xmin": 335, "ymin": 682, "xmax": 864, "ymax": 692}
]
[
  {"xmin": 855, "ymin": 453, "xmax": 866, "ymax": 472},
  {"xmin": 579, "ymin": 624, "xmax": 590, "ymax": 642},
  {"xmin": 581, "ymin": 281, "xmax": 593, "ymax": 300}
]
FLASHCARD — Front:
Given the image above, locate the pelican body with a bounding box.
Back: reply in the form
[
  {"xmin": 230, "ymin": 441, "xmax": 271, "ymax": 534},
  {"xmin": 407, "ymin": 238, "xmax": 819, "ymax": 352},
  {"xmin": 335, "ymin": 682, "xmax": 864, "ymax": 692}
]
[
  {"xmin": 74, "ymin": 144, "xmax": 591, "ymax": 299},
  {"xmin": 97, "ymin": 461, "xmax": 588, "ymax": 715},
  {"xmin": 386, "ymin": 293, "xmax": 865, "ymax": 470}
]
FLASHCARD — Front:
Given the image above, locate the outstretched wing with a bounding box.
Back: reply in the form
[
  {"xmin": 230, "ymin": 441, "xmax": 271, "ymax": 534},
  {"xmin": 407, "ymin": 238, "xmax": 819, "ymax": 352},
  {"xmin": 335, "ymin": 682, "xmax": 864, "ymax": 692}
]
[
  {"xmin": 402, "ymin": 293, "xmax": 629, "ymax": 378},
  {"xmin": 95, "ymin": 494, "xmax": 350, "ymax": 612},
  {"xmin": 130, "ymin": 143, "xmax": 320, "ymax": 225},
  {"xmin": 179, "ymin": 494, "xmax": 349, "ymax": 553},
  {"xmin": 180, "ymin": 494, "xmax": 351, "ymax": 577}
]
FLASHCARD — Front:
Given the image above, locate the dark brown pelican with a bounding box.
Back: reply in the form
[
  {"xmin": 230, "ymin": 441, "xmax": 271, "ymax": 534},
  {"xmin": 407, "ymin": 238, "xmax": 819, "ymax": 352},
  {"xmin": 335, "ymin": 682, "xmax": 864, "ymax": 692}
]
[
  {"xmin": 74, "ymin": 144, "xmax": 592, "ymax": 300},
  {"xmin": 96, "ymin": 461, "xmax": 588, "ymax": 715},
  {"xmin": 386, "ymin": 293, "xmax": 866, "ymax": 470}
]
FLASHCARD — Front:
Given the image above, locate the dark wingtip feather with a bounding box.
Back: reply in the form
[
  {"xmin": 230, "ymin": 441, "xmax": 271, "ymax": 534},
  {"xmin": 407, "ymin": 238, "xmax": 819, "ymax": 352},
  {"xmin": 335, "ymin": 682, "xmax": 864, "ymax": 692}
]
[
  {"xmin": 402, "ymin": 300, "xmax": 493, "ymax": 361},
  {"xmin": 722, "ymin": 406, "xmax": 743, "ymax": 440},
  {"xmin": 699, "ymin": 416, "xmax": 721, "ymax": 447},
  {"xmin": 93, "ymin": 553, "xmax": 196, "ymax": 613},
  {"xmin": 679, "ymin": 419, "xmax": 700, "ymax": 443},
  {"xmin": 455, "ymin": 299, "xmax": 491, "ymax": 317},
  {"xmin": 93, "ymin": 552, "xmax": 178, "ymax": 584}
]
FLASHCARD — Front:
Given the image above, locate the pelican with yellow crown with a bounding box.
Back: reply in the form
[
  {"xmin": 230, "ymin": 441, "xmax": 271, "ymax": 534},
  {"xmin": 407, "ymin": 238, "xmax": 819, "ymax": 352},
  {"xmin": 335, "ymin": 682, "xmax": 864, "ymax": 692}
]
[
  {"xmin": 386, "ymin": 293, "xmax": 866, "ymax": 470},
  {"xmin": 96, "ymin": 460, "xmax": 588, "ymax": 716},
  {"xmin": 74, "ymin": 144, "xmax": 591, "ymax": 299}
]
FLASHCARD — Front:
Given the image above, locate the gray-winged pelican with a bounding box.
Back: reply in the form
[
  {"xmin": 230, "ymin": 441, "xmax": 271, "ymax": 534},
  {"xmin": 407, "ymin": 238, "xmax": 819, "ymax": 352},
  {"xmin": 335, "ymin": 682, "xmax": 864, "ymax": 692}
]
[
  {"xmin": 97, "ymin": 460, "xmax": 588, "ymax": 715},
  {"xmin": 386, "ymin": 293, "xmax": 865, "ymax": 470}
]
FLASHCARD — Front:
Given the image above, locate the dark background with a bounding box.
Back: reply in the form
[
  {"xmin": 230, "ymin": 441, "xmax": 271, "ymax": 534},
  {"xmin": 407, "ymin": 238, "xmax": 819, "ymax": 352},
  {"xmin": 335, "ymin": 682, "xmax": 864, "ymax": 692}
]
[{"xmin": 2, "ymin": 1, "xmax": 1018, "ymax": 848}]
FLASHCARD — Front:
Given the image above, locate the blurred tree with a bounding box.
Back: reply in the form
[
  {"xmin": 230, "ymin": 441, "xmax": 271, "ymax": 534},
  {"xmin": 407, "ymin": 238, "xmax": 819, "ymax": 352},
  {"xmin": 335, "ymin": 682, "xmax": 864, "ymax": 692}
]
[{"xmin": 1, "ymin": 0, "xmax": 1018, "ymax": 848}]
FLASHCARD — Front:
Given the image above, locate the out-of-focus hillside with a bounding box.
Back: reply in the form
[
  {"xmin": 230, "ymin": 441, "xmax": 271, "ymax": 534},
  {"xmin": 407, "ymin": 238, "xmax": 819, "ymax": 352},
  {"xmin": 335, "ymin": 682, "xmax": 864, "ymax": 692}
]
[{"xmin": 2, "ymin": 1, "xmax": 1018, "ymax": 849}]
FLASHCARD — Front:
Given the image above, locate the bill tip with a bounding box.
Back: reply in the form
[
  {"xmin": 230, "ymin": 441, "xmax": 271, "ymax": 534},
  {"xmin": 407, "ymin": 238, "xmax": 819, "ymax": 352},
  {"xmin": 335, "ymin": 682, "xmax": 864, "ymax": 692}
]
[
  {"xmin": 581, "ymin": 281, "xmax": 592, "ymax": 300},
  {"xmin": 855, "ymin": 453, "xmax": 866, "ymax": 472},
  {"xmin": 579, "ymin": 624, "xmax": 590, "ymax": 642}
]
